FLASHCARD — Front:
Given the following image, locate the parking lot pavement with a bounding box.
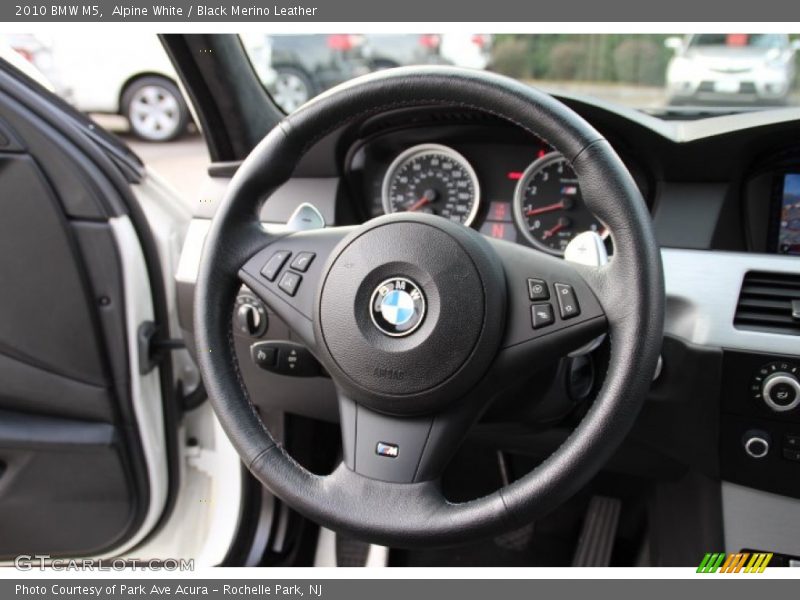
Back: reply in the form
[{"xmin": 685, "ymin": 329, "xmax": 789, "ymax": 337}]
[
  {"xmin": 93, "ymin": 114, "xmax": 210, "ymax": 202},
  {"xmin": 127, "ymin": 133, "xmax": 209, "ymax": 202}
]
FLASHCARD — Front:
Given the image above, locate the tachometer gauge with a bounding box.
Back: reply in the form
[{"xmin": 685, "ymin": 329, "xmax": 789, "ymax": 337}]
[
  {"xmin": 513, "ymin": 151, "xmax": 605, "ymax": 255},
  {"xmin": 381, "ymin": 144, "xmax": 480, "ymax": 226}
]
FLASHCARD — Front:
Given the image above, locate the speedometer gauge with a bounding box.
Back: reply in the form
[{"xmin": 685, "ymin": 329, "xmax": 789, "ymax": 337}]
[
  {"xmin": 513, "ymin": 151, "xmax": 605, "ymax": 255},
  {"xmin": 381, "ymin": 144, "xmax": 480, "ymax": 226}
]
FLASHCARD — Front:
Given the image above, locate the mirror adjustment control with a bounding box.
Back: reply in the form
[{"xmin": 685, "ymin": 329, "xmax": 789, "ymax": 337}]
[
  {"xmin": 554, "ymin": 283, "xmax": 580, "ymax": 319},
  {"xmin": 250, "ymin": 341, "xmax": 322, "ymax": 377}
]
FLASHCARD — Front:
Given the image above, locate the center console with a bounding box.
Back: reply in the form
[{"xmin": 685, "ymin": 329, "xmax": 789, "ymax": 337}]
[{"xmin": 721, "ymin": 351, "xmax": 800, "ymax": 500}]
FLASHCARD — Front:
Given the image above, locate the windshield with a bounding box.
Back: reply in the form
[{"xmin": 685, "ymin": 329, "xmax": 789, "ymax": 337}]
[{"xmin": 241, "ymin": 33, "xmax": 800, "ymax": 117}]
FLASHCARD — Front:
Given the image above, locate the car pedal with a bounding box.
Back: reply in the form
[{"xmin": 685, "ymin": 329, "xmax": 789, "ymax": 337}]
[
  {"xmin": 571, "ymin": 495, "xmax": 622, "ymax": 567},
  {"xmin": 495, "ymin": 522, "xmax": 535, "ymax": 551},
  {"xmin": 335, "ymin": 534, "xmax": 371, "ymax": 567}
]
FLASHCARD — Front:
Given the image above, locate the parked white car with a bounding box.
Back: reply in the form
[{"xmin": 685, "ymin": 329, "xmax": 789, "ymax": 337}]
[
  {"xmin": 26, "ymin": 32, "xmax": 190, "ymax": 141},
  {"xmin": 439, "ymin": 33, "xmax": 492, "ymax": 70},
  {"xmin": 666, "ymin": 33, "xmax": 800, "ymax": 106},
  {"xmin": 0, "ymin": 34, "xmax": 56, "ymax": 91}
]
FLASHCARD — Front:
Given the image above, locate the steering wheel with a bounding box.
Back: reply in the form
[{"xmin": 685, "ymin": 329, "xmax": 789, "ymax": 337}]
[{"xmin": 194, "ymin": 67, "xmax": 664, "ymax": 547}]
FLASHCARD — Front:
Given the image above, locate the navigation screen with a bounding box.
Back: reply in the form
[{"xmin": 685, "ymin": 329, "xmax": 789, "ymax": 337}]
[{"xmin": 778, "ymin": 174, "xmax": 800, "ymax": 255}]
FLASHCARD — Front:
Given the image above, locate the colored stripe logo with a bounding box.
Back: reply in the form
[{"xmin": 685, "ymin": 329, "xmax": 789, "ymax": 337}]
[{"xmin": 697, "ymin": 552, "xmax": 772, "ymax": 573}]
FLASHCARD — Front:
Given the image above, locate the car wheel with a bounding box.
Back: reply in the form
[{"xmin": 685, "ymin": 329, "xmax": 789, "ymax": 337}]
[
  {"xmin": 122, "ymin": 76, "xmax": 189, "ymax": 142},
  {"xmin": 269, "ymin": 67, "xmax": 314, "ymax": 113}
]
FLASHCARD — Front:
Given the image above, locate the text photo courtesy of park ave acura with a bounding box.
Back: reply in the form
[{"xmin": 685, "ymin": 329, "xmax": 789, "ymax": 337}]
[
  {"xmin": 15, "ymin": 584, "xmax": 318, "ymax": 597},
  {"xmin": 1, "ymin": 0, "xmax": 800, "ymax": 594}
]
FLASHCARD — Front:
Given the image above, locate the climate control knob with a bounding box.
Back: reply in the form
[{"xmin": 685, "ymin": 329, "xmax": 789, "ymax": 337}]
[{"xmin": 762, "ymin": 372, "xmax": 800, "ymax": 412}]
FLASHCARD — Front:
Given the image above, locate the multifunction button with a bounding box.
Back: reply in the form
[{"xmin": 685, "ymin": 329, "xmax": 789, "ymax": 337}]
[
  {"xmin": 278, "ymin": 271, "xmax": 302, "ymax": 296},
  {"xmin": 261, "ymin": 250, "xmax": 291, "ymax": 281},
  {"xmin": 554, "ymin": 283, "xmax": 580, "ymax": 319},
  {"xmin": 526, "ymin": 278, "xmax": 582, "ymax": 330},
  {"xmin": 261, "ymin": 249, "xmax": 317, "ymax": 297},
  {"xmin": 531, "ymin": 303, "xmax": 555, "ymax": 329},
  {"xmin": 527, "ymin": 278, "xmax": 549, "ymax": 301},
  {"xmin": 290, "ymin": 252, "xmax": 315, "ymax": 272}
]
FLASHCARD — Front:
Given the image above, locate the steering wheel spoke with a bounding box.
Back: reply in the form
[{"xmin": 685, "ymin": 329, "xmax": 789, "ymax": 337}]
[
  {"xmin": 337, "ymin": 376, "xmax": 493, "ymax": 484},
  {"xmin": 238, "ymin": 226, "xmax": 355, "ymax": 349},
  {"xmin": 338, "ymin": 393, "xmax": 435, "ymax": 484}
]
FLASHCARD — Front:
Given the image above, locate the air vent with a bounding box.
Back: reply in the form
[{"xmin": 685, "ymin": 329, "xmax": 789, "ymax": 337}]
[{"xmin": 734, "ymin": 271, "xmax": 800, "ymax": 335}]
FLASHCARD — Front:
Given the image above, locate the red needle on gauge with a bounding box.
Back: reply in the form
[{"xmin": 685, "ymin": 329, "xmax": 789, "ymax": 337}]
[
  {"xmin": 526, "ymin": 201, "xmax": 564, "ymax": 217},
  {"xmin": 542, "ymin": 222, "xmax": 566, "ymax": 239},
  {"xmin": 407, "ymin": 196, "xmax": 431, "ymax": 212}
]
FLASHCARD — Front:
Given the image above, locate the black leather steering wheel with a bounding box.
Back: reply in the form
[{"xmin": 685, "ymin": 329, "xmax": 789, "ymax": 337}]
[{"xmin": 194, "ymin": 67, "xmax": 664, "ymax": 547}]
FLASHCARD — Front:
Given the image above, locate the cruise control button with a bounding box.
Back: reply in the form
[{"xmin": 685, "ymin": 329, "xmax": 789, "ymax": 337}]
[
  {"xmin": 250, "ymin": 341, "xmax": 322, "ymax": 377},
  {"xmin": 531, "ymin": 303, "xmax": 555, "ymax": 329},
  {"xmin": 290, "ymin": 252, "xmax": 315, "ymax": 272},
  {"xmin": 261, "ymin": 250, "xmax": 291, "ymax": 281},
  {"xmin": 278, "ymin": 271, "xmax": 302, "ymax": 296},
  {"xmin": 527, "ymin": 278, "xmax": 549, "ymax": 301},
  {"xmin": 554, "ymin": 283, "xmax": 580, "ymax": 319}
]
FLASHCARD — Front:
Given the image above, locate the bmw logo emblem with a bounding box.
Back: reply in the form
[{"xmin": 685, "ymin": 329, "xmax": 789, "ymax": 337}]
[{"xmin": 370, "ymin": 277, "xmax": 426, "ymax": 337}]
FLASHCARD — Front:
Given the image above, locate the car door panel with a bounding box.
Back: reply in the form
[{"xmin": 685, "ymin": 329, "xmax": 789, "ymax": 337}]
[
  {"xmin": 0, "ymin": 154, "xmax": 107, "ymax": 387},
  {"xmin": 0, "ymin": 68, "xmax": 167, "ymax": 558}
]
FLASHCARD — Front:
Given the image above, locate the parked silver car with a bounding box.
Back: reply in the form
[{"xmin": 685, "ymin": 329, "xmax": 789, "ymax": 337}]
[{"xmin": 666, "ymin": 33, "xmax": 800, "ymax": 106}]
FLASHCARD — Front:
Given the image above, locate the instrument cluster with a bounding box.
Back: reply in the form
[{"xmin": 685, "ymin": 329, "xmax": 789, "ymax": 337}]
[{"xmin": 348, "ymin": 126, "xmax": 649, "ymax": 256}]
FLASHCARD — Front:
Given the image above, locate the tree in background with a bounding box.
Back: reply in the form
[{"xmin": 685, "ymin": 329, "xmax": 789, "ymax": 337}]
[{"xmin": 490, "ymin": 34, "xmax": 672, "ymax": 85}]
